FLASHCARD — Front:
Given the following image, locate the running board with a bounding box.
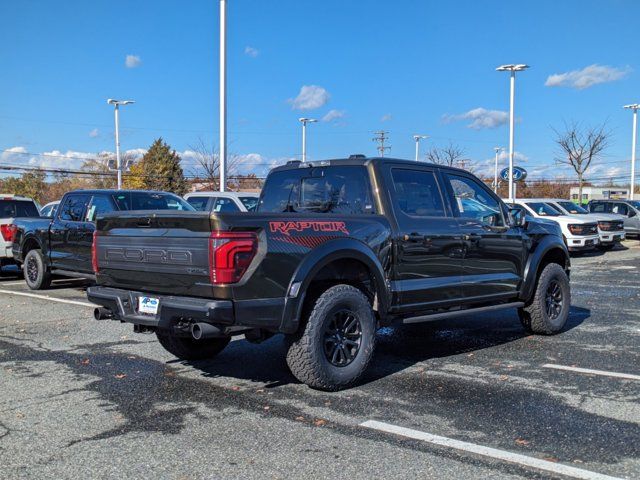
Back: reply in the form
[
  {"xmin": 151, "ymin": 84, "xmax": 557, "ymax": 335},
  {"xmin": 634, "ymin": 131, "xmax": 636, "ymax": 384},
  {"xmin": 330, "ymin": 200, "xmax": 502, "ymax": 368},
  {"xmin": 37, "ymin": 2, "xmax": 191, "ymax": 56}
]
[
  {"xmin": 50, "ymin": 269, "xmax": 96, "ymax": 281},
  {"xmin": 402, "ymin": 301, "xmax": 524, "ymax": 324}
]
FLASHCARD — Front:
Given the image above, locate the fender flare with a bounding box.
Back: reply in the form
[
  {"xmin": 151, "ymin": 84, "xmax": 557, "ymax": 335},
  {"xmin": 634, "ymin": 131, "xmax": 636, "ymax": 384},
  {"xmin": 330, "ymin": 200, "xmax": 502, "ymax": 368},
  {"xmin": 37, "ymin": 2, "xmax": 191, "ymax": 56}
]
[
  {"xmin": 519, "ymin": 236, "xmax": 570, "ymax": 302},
  {"xmin": 18, "ymin": 233, "xmax": 44, "ymax": 263},
  {"xmin": 279, "ymin": 238, "xmax": 390, "ymax": 333}
]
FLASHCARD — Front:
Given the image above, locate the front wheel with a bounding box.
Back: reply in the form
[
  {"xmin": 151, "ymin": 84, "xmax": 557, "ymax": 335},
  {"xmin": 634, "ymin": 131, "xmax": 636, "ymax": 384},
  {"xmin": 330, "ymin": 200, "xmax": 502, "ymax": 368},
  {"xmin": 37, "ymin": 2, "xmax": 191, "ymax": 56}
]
[
  {"xmin": 156, "ymin": 332, "xmax": 230, "ymax": 360},
  {"xmin": 519, "ymin": 263, "xmax": 571, "ymax": 335},
  {"xmin": 23, "ymin": 249, "xmax": 51, "ymax": 290},
  {"xmin": 286, "ymin": 284, "xmax": 376, "ymax": 391}
]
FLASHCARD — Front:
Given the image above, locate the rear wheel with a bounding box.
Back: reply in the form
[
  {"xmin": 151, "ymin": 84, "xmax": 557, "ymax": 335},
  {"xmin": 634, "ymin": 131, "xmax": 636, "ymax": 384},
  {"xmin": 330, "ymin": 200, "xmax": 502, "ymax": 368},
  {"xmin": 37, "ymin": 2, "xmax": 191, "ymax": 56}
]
[
  {"xmin": 156, "ymin": 332, "xmax": 230, "ymax": 360},
  {"xmin": 23, "ymin": 249, "xmax": 51, "ymax": 290},
  {"xmin": 519, "ymin": 263, "xmax": 570, "ymax": 334},
  {"xmin": 286, "ymin": 284, "xmax": 376, "ymax": 391}
]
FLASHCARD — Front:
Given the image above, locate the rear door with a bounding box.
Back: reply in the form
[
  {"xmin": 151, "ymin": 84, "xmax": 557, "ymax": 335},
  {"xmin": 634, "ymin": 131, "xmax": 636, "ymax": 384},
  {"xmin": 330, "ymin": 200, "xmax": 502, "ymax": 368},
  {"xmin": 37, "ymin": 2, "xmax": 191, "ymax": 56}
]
[
  {"xmin": 385, "ymin": 165, "xmax": 464, "ymax": 311},
  {"xmin": 442, "ymin": 172, "xmax": 525, "ymax": 302},
  {"xmin": 50, "ymin": 193, "xmax": 91, "ymax": 271}
]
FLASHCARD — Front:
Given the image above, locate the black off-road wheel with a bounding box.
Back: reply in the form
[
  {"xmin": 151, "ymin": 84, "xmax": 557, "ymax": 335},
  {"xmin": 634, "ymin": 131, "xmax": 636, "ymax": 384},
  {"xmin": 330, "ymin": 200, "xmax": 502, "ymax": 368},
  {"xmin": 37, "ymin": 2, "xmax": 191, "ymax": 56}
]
[
  {"xmin": 23, "ymin": 249, "xmax": 51, "ymax": 290},
  {"xmin": 519, "ymin": 263, "xmax": 571, "ymax": 335},
  {"xmin": 156, "ymin": 332, "xmax": 231, "ymax": 361},
  {"xmin": 286, "ymin": 284, "xmax": 377, "ymax": 391}
]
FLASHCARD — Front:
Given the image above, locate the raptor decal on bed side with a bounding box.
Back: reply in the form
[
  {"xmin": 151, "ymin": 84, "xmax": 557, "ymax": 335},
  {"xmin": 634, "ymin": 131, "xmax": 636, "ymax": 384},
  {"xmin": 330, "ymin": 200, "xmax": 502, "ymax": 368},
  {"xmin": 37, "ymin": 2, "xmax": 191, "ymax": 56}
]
[{"xmin": 269, "ymin": 221, "xmax": 349, "ymax": 236}]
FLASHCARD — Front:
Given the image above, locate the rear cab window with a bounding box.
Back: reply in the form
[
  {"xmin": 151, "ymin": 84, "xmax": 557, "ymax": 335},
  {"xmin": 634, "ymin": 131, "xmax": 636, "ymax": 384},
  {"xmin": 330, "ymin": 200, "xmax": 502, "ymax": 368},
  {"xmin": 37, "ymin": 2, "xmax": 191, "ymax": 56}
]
[
  {"xmin": 259, "ymin": 165, "xmax": 375, "ymax": 214},
  {"xmin": 0, "ymin": 199, "xmax": 40, "ymax": 218}
]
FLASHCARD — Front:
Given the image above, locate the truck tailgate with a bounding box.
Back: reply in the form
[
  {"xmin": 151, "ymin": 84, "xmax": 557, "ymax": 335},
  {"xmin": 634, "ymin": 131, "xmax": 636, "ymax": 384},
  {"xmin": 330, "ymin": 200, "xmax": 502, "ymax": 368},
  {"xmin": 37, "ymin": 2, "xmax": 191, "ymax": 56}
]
[{"xmin": 95, "ymin": 211, "xmax": 216, "ymax": 298}]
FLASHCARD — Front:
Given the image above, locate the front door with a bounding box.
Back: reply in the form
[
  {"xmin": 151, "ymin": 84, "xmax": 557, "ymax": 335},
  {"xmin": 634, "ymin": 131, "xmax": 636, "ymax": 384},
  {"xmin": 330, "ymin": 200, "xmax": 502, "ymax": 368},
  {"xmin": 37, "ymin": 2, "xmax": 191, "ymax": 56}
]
[
  {"xmin": 442, "ymin": 172, "xmax": 526, "ymax": 302},
  {"xmin": 386, "ymin": 166, "xmax": 464, "ymax": 313}
]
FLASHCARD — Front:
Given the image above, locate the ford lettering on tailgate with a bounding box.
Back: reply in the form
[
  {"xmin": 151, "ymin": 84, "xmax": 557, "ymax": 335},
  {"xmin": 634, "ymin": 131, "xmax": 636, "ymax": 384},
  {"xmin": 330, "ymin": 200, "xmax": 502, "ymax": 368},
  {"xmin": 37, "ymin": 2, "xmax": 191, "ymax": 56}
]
[{"xmin": 105, "ymin": 247, "xmax": 193, "ymax": 265}]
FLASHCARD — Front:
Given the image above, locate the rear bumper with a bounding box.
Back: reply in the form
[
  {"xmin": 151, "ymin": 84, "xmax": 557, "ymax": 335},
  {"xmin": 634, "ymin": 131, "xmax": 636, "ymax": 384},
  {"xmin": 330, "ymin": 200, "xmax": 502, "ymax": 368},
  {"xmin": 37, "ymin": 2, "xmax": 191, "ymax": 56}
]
[
  {"xmin": 87, "ymin": 286, "xmax": 285, "ymax": 332},
  {"xmin": 87, "ymin": 286, "xmax": 234, "ymax": 329},
  {"xmin": 1, "ymin": 245, "xmax": 13, "ymax": 259}
]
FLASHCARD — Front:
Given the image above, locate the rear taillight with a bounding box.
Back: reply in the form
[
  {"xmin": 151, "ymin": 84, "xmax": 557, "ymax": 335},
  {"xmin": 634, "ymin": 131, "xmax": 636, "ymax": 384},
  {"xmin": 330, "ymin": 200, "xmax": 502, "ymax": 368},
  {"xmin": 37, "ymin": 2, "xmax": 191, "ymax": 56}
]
[
  {"xmin": 208, "ymin": 231, "xmax": 257, "ymax": 284},
  {"xmin": 91, "ymin": 231, "xmax": 99, "ymax": 273},
  {"xmin": 0, "ymin": 224, "xmax": 17, "ymax": 242}
]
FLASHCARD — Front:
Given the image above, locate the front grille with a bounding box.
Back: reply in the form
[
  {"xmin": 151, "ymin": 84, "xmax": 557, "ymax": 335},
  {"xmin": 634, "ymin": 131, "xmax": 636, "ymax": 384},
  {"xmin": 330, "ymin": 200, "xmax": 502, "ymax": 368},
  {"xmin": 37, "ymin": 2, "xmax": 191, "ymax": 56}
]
[
  {"xmin": 569, "ymin": 223, "xmax": 598, "ymax": 235},
  {"xmin": 598, "ymin": 220, "xmax": 624, "ymax": 232}
]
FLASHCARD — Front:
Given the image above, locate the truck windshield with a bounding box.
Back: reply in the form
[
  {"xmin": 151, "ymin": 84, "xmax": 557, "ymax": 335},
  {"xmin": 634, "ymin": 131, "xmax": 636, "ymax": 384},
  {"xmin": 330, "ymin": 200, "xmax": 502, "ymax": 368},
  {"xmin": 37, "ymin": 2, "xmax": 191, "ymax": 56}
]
[
  {"xmin": 0, "ymin": 200, "xmax": 39, "ymax": 217},
  {"xmin": 525, "ymin": 202, "xmax": 562, "ymax": 217},
  {"xmin": 112, "ymin": 192, "xmax": 195, "ymax": 211},
  {"xmin": 557, "ymin": 201, "xmax": 588, "ymax": 214},
  {"xmin": 259, "ymin": 166, "xmax": 374, "ymax": 214}
]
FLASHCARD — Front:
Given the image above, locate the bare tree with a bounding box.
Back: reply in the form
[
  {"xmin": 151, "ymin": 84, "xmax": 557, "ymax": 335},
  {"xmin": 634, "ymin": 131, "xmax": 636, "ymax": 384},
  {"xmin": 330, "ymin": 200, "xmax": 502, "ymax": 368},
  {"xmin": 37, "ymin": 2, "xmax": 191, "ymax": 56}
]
[
  {"xmin": 188, "ymin": 138, "xmax": 241, "ymax": 191},
  {"xmin": 425, "ymin": 142, "xmax": 466, "ymax": 168},
  {"xmin": 553, "ymin": 122, "xmax": 610, "ymax": 203}
]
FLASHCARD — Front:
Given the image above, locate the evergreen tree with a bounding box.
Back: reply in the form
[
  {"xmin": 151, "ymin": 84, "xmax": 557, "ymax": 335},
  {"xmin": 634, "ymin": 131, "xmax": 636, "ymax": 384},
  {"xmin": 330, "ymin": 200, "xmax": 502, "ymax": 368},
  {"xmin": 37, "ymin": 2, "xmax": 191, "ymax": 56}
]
[{"xmin": 124, "ymin": 138, "xmax": 187, "ymax": 195}]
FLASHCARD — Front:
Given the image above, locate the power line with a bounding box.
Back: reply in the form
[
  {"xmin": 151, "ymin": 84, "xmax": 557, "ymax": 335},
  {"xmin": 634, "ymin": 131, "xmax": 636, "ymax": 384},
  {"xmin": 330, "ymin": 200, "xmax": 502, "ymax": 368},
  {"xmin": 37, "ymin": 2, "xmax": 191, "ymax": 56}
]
[{"xmin": 372, "ymin": 131, "xmax": 391, "ymax": 157}]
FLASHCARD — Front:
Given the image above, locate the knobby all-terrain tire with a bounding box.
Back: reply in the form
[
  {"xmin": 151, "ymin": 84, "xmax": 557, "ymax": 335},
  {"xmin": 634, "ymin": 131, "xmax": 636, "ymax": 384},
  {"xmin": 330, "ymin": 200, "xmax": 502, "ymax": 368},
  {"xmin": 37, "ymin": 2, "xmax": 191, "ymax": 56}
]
[
  {"xmin": 156, "ymin": 332, "xmax": 231, "ymax": 361},
  {"xmin": 23, "ymin": 249, "xmax": 52, "ymax": 290},
  {"xmin": 286, "ymin": 284, "xmax": 376, "ymax": 391},
  {"xmin": 519, "ymin": 262, "xmax": 571, "ymax": 335}
]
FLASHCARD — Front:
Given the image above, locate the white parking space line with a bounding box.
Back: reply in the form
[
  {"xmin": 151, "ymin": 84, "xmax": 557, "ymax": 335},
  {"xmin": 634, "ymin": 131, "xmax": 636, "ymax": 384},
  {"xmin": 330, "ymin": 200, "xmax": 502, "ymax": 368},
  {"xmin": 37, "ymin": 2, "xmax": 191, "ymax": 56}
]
[
  {"xmin": 0, "ymin": 281, "xmax": 29, "ymax": 286},
  {"xmin": 360, "ymin": 421, "xmax": 623, "ymax": 480},
  {"xmin": 542, "ymin": 364, "xmax": 640, "ymax": 381},
  {"xmin": 0, "ymin": 289, "xmax": 96, "ymax": 308}
]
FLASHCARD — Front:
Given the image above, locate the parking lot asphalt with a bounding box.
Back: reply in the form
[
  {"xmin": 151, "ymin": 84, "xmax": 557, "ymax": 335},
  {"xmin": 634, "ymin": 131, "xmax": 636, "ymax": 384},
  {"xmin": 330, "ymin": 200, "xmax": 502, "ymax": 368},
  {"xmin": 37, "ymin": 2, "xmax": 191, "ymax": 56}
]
[{"xmin": 1, "ymin": 243, "xmax": 639, "ymax": 479}]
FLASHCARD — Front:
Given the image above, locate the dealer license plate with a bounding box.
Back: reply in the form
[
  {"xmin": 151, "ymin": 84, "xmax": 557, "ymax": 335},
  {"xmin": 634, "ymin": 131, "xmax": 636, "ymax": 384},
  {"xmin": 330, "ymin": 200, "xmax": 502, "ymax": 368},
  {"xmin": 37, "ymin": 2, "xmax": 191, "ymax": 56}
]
[{"xmin": 138, "ymin": 296, "xmax": 159, "ymax": 315}]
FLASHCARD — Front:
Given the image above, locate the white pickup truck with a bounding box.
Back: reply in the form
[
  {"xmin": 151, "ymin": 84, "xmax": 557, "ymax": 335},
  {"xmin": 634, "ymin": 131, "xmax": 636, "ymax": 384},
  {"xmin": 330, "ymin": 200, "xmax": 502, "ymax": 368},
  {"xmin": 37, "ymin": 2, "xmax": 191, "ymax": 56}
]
[
  {"xmin": 507, "ymin": 199, "xmax": 600, "ymax": 253},
  {"xmin": 0, "ymin": 194, "xmax": 41, "ymax": 272}
]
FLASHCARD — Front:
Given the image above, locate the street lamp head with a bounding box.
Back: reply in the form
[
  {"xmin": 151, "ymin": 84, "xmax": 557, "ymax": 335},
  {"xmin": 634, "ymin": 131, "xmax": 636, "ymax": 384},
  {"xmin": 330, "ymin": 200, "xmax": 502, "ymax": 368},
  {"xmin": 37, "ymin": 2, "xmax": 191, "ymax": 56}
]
[
  {"xmin": 107, "ymin": 99, "xmax": 135, "ymax": 106},
  {"xmin": 496, "ymin": 64, "xmax": 530, "ymax": 72},
  {"xmin": 413, "ymin": 134, "xmax": 429, "ymax": 141},
  {"xmin": 299, "ymin": 117, "xmax": 317, "ymax": 124},
  {"xmin": 624, "ymin": 104, "xmax": 640, "ymax": 110},
  {"xmin": 494, "ymin": 146, "xmax": 503, "ymax": 153}
]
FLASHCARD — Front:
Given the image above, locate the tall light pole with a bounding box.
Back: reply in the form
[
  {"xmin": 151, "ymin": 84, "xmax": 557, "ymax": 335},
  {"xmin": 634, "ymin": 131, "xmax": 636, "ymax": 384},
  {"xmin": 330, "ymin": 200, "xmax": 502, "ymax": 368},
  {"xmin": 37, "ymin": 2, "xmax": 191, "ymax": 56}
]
[
  {"xmin": 496, "ymin": 64, "xmax": 529, "ymax": 202},
  {"xmin": 299, "ymin": 118, "xmax": 317, "ymax": 162},
  {"xmin": 624, "ymin": 104, "xmax": 639, "ymax": 200},
  {"xmin": 219, "ymin": 0, "xmax": 227, "ymax": 192},
  {"xmin": 107, "ymin": 99, "xmax": 134, "ymax": 190},
  {"xmin": 413, "ymin": 135, "xmax": 429, "ymax": 161},
  {"xmin": 493, "ymin": 146, "xmax": 503, "ymax": 193}
]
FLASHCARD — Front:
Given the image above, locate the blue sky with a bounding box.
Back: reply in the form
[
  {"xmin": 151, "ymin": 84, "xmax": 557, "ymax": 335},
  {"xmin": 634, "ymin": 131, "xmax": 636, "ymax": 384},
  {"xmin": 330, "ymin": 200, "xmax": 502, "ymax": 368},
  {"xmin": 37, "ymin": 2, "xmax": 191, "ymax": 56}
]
[{"xmin": 1, "ymin": 0, "xmax": 639, "ymax": 181}]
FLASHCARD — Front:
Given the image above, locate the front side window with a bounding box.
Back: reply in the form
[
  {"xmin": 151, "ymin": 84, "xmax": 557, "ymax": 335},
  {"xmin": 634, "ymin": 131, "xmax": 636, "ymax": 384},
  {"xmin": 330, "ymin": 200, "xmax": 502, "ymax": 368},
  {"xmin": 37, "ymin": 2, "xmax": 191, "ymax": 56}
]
[
  {"xmin": 86, "ymin": 195, "xmax": 115, "ymax": 221},
  {"xmin": 445, "ymin": 173, "xmax": 504, "ymax": 226},
  {"xmin": 186, "ymin": 196, "xmax": 212, "ymax": 211},
  {"xmin": 239, "ymin": 196, "xmax": 259, "ymax": 212},
  {"xmin": 611, "ymin": 203, "xmax": 628, "ymax": 215},
  {"xmin": 525, "ymin": 202, "xmax": 561, "ymax": 217},
  {"xmin": 59, "ymin": 195, "xmax": 91, "ymax": 222},
  {"xmin": 391, "ymin": 169, "xmax": 445, "ymax": 217},
  {"xmin": 259, "ymin": 166, "xmax": 374, "ymax": 214}
]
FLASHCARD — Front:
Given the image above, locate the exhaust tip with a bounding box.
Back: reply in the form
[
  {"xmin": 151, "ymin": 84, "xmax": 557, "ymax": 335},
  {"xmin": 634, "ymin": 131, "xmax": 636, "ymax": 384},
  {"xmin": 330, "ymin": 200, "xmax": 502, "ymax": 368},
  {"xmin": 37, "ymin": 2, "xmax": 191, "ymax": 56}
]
[
  {"xmin": 191, "ymin": 323, "xmax": 203, "ymax": 340},
  {"xmin": 94, "ymin": 307, "xmax": 112, "ymax": 321}
]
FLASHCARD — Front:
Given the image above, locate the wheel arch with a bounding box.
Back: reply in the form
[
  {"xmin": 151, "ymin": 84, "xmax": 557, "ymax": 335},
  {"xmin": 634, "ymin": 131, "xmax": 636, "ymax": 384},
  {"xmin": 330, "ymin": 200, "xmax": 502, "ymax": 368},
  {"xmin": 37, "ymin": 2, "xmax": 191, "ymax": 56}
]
[{"xmin": 520, "ymin": 238, "xmax": 570, "ymax": 303}]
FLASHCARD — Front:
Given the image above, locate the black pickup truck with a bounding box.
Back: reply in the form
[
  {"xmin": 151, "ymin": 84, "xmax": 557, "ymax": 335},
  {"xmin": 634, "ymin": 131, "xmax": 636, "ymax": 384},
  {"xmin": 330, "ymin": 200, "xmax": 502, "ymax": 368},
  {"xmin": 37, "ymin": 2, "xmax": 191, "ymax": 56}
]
[
  {"xmin": 11, "ymin": 189, "xmax": 194, "ymax": 289},
  {"xmin": 88, "ymin": 157, "xmax": 571, "ymax": 390}
]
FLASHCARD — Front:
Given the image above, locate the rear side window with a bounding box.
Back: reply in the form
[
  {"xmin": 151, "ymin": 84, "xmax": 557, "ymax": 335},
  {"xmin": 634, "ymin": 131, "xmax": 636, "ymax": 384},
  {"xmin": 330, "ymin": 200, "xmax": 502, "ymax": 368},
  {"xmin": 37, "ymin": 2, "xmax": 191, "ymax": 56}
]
[
  {"xmin": 86, "ymin": 195, "xmax": 115, "ymax": 221},
  {"xmin": 589, "ymin": 202, "xmax": 608, "ymax": 213},
  {"xmin": 239, "ymin": 196, "xmax": 259, "ymax": 211},
  {"xmin": 259, "ymin": 166, "xmax": 374, "ymax": 214},
  {"xmin": 59, "ymin": 194, "xmax": 91, "ymax": 222},
  {"xmin": 186, "ymin": 196, "xmax": 212, "ymax": 211},
  {"xmin": 213, "ymin": 198, "xmax": 240, "ymax": 212},
  {"xmin": 112, "ymin": 192, "xmax": 194, "ymax": 211},
  {"xmin": 391, "ymin": 169, "xmax": 445, "ymax": 217},
  {"xmin": 0, "ymin": 200, "xmax": 39, "ymax": 218}
]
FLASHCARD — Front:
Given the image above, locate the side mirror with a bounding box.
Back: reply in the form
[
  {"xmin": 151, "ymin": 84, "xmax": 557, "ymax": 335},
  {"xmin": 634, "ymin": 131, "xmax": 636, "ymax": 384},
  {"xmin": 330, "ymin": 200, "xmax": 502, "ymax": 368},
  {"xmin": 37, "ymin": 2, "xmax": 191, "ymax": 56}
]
[{"xmin": 509, "ymin": 208, "xmax": 527, "ymax": 228}]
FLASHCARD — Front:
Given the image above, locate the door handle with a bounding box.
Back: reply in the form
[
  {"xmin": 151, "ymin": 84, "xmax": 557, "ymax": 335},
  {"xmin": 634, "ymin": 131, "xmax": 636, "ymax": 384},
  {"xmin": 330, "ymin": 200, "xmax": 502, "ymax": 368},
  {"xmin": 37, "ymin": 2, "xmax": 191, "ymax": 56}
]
[{"xmin": 463, "ymin": 233, "xmax": 481, "ymax": 242}]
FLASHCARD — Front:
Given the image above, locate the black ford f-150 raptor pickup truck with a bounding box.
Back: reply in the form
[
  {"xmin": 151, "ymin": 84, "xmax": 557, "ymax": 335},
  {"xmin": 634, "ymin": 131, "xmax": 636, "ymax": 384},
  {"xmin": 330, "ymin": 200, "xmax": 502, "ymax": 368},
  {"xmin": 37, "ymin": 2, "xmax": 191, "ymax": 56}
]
[
  {"xmin": 88, "ymin": 157, "xmax": 571, "ymax": 390},
  {"xmin": 11, "ymin": 189, "xmax": 194, "ymax": 289}
]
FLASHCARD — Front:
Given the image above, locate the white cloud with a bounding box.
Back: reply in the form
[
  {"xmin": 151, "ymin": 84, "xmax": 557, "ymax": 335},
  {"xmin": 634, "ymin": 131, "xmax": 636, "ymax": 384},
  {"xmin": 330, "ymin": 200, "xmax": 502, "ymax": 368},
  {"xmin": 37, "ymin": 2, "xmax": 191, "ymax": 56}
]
[
  {"xmin": 380, "ymin": 113, "xmax": 392, "ymax": 122},
  {"xmin": 89, "ymin": 128, "xmax": 99, "ymax": 138},
  {"xmin": 244, "ymin": 46, "xmax": 259, "ymax": 58},
  {"xmin": 444, "ymin": 107, "xmax": 509, "ymax": 130},
  {"xmin": 288, "ymin": 85, "xmax": 330, "ymax": 110},
  {"xmin": 545, "ymin": 64, "xmax": 630, "ymax": 89},
  {"xmin": 125, "ymin": 54, "xmax": 142, "ymax": 68},
  {"xmin": 322, "ymin": 109, "xmax": 345, "ymax": 122}
]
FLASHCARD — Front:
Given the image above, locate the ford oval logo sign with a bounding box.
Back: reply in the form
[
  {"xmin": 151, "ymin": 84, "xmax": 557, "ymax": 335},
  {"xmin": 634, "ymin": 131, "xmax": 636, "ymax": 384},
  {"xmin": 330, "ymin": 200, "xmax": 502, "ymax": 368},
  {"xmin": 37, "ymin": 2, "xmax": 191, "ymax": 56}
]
[{"xmin": 500, "ymin": 166, "xmax": 527, "ymax": 182}]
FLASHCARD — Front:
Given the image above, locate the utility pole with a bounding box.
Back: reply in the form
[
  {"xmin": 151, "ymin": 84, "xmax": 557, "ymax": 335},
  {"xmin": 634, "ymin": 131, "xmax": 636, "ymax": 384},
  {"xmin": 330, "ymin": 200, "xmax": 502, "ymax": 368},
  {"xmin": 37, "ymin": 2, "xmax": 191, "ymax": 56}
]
[
  {"xmin": 219, "ymin": 0, "xmax": 227, "ymax": 192},
  {"xmin": 299, "ymin": 118, "xmax": 317, "ymax": 162},
  {"xmin": 413, "ymin": 134, "xmax": 428, "ymax": 161},
  {"xmin": 372, "ymin": 131, "xmax": 390, "ymax": 157},
  {"xmin": 624, "ymin": 104, "xmax": 639, "ymax": 200}
]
